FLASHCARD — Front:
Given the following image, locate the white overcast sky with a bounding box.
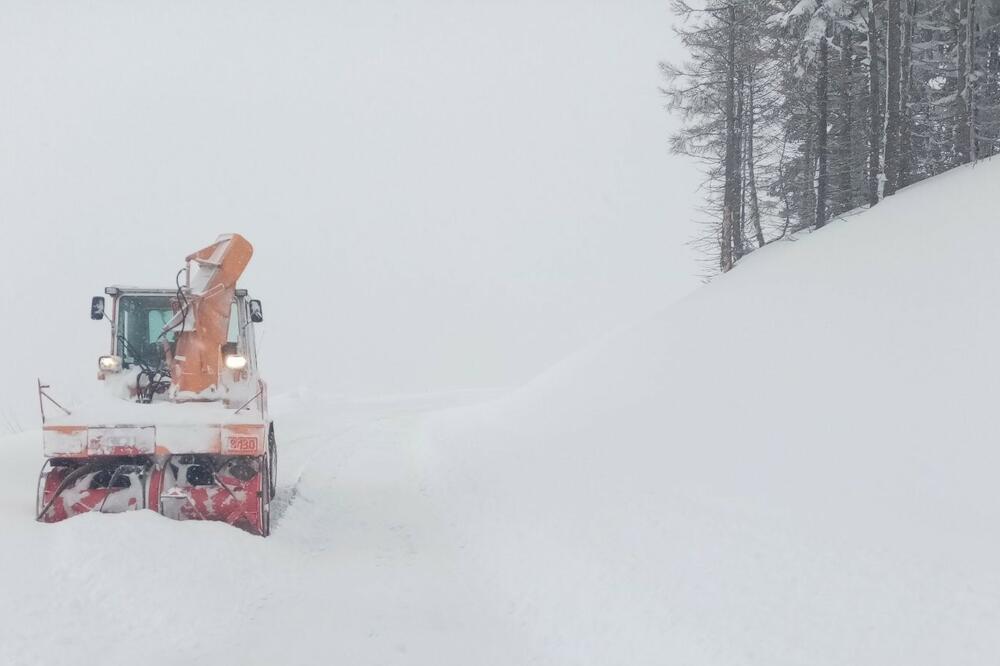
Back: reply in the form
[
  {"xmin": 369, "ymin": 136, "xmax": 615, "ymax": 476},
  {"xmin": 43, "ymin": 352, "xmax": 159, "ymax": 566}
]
[{"xmin": 0, "ymin": 0, "xmax": 698, "ymax": 424}]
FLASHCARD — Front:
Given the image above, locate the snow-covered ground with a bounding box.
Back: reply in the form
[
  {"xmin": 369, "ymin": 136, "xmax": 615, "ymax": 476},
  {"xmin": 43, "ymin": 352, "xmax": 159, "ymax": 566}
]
[
  {"xmin": 0, "ymin": 389, "xmax": 509, "ymax": 666},
  {"xmin": 4, "ymin": 159, "xmax": 1000, "ymax": 665},
  {"xmin": 421, "ymin": 159, "xmax": 1000, "ymax": 664}
]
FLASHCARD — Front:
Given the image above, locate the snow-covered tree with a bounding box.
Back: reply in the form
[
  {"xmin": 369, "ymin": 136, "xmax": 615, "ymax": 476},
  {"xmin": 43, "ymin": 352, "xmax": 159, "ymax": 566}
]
[{"xmin": 666, "ymin": 0, "xmax": 1000, "ymax": 272}]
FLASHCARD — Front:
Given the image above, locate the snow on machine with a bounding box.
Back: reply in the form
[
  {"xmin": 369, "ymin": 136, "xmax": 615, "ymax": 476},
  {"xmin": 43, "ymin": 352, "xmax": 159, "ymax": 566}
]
[{"xmin": 36, "ymin": 233, "xmax": 277, "ymax": 536}]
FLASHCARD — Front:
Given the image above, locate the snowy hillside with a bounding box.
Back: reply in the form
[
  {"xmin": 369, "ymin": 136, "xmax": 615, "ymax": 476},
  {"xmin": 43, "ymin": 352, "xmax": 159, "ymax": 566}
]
[
  {"xmin": 3, "ymin": 159, "xmax": 999, "ymax": 665},
  {"xmin": 423, "ymin": 158, "xmax": 1000, "ymax": 664}
]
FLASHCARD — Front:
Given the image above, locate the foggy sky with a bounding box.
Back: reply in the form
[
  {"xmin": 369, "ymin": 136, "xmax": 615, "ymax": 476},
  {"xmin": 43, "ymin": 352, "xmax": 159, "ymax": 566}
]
[{"xmin": 0, "ymin": 0, "xmax": 698, "ymax": 427}]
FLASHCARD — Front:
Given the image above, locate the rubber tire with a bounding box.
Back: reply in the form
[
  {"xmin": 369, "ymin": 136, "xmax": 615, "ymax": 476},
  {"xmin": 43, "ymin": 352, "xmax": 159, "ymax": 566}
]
[
  {"xmin": 267, "ymin": 425, "xmax": 277, "ymax": 498},
  {"xmin": 259, "ymin": 457, "xmax": 271, "ymax": 537}
]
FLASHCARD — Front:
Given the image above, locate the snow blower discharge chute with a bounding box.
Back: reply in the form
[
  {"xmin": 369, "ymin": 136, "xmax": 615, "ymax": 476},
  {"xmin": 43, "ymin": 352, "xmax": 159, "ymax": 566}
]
[{"xmin": 36, "ymin": 233, "xmax": 277, "ymax": 536}]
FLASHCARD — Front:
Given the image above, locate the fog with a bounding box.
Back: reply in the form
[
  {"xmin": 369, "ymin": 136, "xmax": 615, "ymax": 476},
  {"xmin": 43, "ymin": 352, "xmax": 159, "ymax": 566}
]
[{"xmin": 0, "ymin": 0, "xmax": 698, "ymax": 428}]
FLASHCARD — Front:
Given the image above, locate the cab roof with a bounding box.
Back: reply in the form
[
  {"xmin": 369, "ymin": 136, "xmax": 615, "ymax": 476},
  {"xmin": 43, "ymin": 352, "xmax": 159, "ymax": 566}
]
[{"xmin": 105, "ymin": 286, "xmax": 249, "ymax": 296}]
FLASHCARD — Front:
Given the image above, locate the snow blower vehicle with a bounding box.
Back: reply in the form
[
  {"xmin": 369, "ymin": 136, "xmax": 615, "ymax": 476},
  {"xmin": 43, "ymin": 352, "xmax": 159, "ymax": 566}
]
[{"xmin": 36, "ymin": 233, "xmax": 277, "ymax": 536}]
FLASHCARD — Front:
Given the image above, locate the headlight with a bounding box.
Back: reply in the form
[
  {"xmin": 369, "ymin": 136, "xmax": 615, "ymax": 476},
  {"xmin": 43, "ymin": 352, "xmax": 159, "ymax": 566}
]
[
  {"xmin": 98, "ymin": 355, "xmax": 122, "ymax": 372},
  {"xmin": 224, "ymin": 354, "xmax": 248, "ymax": 370}
]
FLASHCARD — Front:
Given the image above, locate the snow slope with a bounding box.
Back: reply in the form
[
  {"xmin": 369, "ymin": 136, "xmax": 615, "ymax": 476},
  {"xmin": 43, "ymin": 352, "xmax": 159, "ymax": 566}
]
[
  {"xmin": 2, "ymin": 160, "xmax": 999, "ymax": 665},
  {"xmin": 422, "ymin": 158, "xmax": 1000, "ymax": 664}
]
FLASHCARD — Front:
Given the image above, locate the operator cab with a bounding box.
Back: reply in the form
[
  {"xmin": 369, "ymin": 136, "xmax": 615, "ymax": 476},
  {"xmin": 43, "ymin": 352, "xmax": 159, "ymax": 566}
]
[{"xmin": 92, "ymin": 286, "xmax": 264, "ymax": 386}]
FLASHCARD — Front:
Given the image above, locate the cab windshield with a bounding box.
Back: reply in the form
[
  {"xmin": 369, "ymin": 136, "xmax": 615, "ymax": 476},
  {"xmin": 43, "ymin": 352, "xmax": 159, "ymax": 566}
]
[
  {"xmin": 116, "ymin": 294, "xmax": 242, "ymax": 369},
  {"xmin": 116, "ymin": 295, "xmax": 177, "ymax": 369}
]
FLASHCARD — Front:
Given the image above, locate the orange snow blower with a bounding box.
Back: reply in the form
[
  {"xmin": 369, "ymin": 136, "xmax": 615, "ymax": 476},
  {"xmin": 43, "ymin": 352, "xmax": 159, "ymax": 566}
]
[{"xmin": 36, "ymin": 233, "xmax": 277, "ymax": 536}]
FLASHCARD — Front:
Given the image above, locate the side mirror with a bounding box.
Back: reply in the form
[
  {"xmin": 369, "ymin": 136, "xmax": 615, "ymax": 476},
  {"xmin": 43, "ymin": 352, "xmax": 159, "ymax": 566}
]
[
  {"xmin": 91, "ymin": 296, "xmax": 106, "ymax": 320},
  {"xmin": 249, "ymin": 299, "xmax": 264, "ymax": 323}
]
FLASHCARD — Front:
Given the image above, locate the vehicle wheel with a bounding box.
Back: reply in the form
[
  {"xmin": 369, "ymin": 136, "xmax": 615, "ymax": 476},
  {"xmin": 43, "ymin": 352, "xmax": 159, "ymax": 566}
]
[
  {"xmin": 259, "ymin": 457, "xmax": 271, "ymax": 537},
  {"xmin": 267, "ymin": 425, "xmax": 277, "ymax": 497},
  {"xmin": 36, "ymin": 460, "xmax": 55, "ymax": 520}
]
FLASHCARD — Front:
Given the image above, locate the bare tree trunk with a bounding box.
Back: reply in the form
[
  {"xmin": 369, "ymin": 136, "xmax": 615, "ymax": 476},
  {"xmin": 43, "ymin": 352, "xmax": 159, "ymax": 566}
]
[
  {"xmin": 868, "ymin": 0, "xmax": 883, "ymax": 205},
  {"xmin": 969, "ymin": 0, "xmax": 978, "ymax": 161},
  {"xmin": 777, "ymin": 130, "xmax": 794, "ymax": 238},
  {"xmin": 956, "ymin": 0, "xmax": 971, "ymax": 162},
  {"xmin": 838, "ymin": 28, "xmax": 855, "ymax": 213},
  {"xmin": 816, "ymin": 25, "xmax": 830, "ymax": 228},
  {"xmin": 883, "ymin": 0, "xmax": 901, "ymax": 196},
  {"xmin": 899, "ymin": 0, "xmax": 915, "ymax": 186},
  {"xmin": 802, "ymin": 121, "xmax": 817, "ymax": 229},
  {"xmin": 746, "ymin": 69, "xmax": 765, "ymax": 248},
  {"xmin": 721, "ymin": 4, "xmax": 739, "ymax": 271},
  {"xmin": 721, "ymin": 206, "xmax": 734, "ymax": 272},
  {"xmin": 988, "ymin": 17, "xmax": 1000, "ymax": 158},
  {"xmin": 734, "ymin": 68, "xmax": 746, "ymax": 260},
  {"xmin": 851, "ymin": 38, "xmax": 867, "ymax": 205}
]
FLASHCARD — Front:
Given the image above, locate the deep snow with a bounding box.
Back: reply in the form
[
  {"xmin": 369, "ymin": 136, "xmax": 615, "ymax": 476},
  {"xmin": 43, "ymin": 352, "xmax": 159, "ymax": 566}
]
[
  {"xmin": 422, "ymin": 158, "xmax": 1000, "ymax": 664},
  {"xmin": 1, "ymin": 390, "xmax": 511, "ymax": 666},
  {"xmin": 3, "ymin": 159, "xmax": 1000, "ymax": 665}
]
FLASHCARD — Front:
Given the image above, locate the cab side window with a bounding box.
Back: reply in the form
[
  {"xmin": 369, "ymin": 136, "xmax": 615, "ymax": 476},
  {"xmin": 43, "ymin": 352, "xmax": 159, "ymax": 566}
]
[{"xmin": 227, "ymin": 301, "xmax": 241, "ymax": 345}]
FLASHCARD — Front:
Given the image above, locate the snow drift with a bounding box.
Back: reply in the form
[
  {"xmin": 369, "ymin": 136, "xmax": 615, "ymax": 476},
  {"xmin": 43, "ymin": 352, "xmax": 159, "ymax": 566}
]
[{"xmin": 423, "ymin": 158, "xmax": 1000, "ymax": 664}]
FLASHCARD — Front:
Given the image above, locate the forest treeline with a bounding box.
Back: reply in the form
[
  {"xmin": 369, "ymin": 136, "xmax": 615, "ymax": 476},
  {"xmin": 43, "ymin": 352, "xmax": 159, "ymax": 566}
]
[{"xmin": 663, "ymin": 0, "xmax": 1000, "ymax": 272}]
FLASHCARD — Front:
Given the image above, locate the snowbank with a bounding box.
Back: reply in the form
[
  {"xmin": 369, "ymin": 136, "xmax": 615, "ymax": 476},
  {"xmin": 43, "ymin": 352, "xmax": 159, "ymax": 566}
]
[{"xmin": 423, "ymin": 158, "xmax": 1000, "ymax": 664}]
